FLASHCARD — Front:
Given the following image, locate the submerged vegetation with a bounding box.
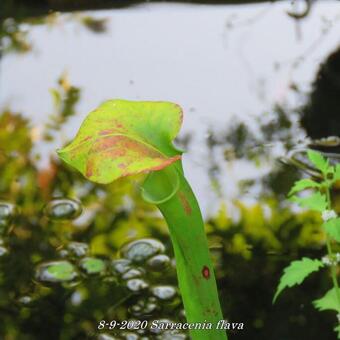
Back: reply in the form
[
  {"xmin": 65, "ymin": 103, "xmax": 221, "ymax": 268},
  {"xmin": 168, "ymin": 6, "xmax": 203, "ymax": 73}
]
[{"xmin": 0, "ymin": 77, "xmax": 337, "ymax": 338}]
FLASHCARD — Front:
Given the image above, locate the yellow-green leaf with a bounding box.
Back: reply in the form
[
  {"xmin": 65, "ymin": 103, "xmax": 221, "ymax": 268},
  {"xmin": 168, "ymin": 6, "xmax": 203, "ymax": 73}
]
[
  {"xmin": 334, "ymin": 164, "xmax": 340, "ymax": 181},
  {"xmin": 307, "ymin": 150, "xmax": 329, "ymax": 174},
  {"xmin": 323, "ymin": 218, "xmax": 340, "ymax": 242},
  {"xmin": 57, "ymin": 100, "xmax": 183, "ymax": 184},
  {"xmin": 313, "ymin": 288, "xmax": 340, "ymax": 313},
  {"xmin": 288, "ymin": 179, "xmax": 320, "ymax": 196},
  {"xmin": 273, "ymin": 257, "xmax": 324, "ymax": 303},
  {"xmin": 290, "ymin": 192, "xmax": 327, "ymax": 212}
]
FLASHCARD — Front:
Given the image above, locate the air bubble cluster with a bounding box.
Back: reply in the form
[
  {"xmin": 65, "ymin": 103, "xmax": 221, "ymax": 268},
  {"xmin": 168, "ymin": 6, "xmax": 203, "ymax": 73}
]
[
  {"xmin": 36, "ymin": 202, "xmax": 186, "ymax": 339},
  {"xmin": 96, "ymin": 238, "xmax": 186, "ymax": 339},
  {"xmin": 0, "ymin": 202, "xmax": 16, "ymax": 232},
  {"xmin": 0, "ymin": 202, "xmax": 17, "ymax": 257}
]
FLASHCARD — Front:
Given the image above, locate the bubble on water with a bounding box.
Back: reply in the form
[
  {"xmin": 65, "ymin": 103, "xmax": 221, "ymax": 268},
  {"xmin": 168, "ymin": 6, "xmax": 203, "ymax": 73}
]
[
  {"xmin": 35, "ymin": 260, "xmax": 78, "ymax": 283},
  {"xmin": 103, "ymin": 276, "xmax": 116, "ymax": 284},
  {"xmin": 179, "ymin": 309, "xmax": 186, "ymax": 320},
  {"xmin": 126, "ymin": 278, "xmax": 148, "ymax": 292},
  {"xmin": 18, "ymin": 295, "xmax": 33, "ymax": 306},
  {"xmin": 146, "ymin": 254, "xmax": 170, "ymax": 272},
  {"xmin": 157, "ymin": 330, "xmax": 187, "ymax": 339},
  {"xmin": 121, "ymin": 268, "xmax": 144, "ymax": 280},
  {"xmin": 130, "ymin": 304, "xmax": 142, "ymax": 314},
  {"xmin": 44, "ymin": 198, "xmax": 82, "ymax": 221},
  {"xmin": 120, "ymin": 239, "xmax": 165, "ymax": 263},
  {"xmin": 0, "ymin": 246, "xmax": 9, "ymax": 257},
  {"xmin": 0, "ymin": 202, "xmax": 16, "ymax": 233},
  {"xmin": 171, "ymin": 258, "xmax": 176, "ymax": 269},
  {"xmin": 129, "ymin": 297, "xmax": 159, "ymax": 317},
  {"xmin": 67, "ymin": 242, "xmax": 89, "ymax": 257},
  {"xmin": 97, "ymin": 334, "xmax": 119, "ymax": 340},
  {"xmin": 150, "ymin": 285, "xmax": 177, "ymax": 301},
  {"xmin": 136, "ymin": 329, "xmax": 147, "ymax": 336},
  {"xmin": 79, "ymin": 257, "xmax": 106, "ymax": 275},
  {"xmin": 111, "ymin": 259, "xmax": 132, "ymax": 275},
  {"xmin": 135, "ymin": 331, "xmax": 148, "ymax": 338},
  {"xmin": 62, "ymin": 280, "xmax": 81, "ymax": 289},
  {"xmin": 121, "ymin": 332, "xmax": 140, "ymax": 340},
  {"xmin": 132, "ymin": 302, "xmax": 158, "ymax": 317},
  {"xmin": 71, "ymin": 291, "xmax": 83, "ymax": 306},
  {"xmin": 58, "ymin": 249, "xmax": 69, "ymax": 258}
]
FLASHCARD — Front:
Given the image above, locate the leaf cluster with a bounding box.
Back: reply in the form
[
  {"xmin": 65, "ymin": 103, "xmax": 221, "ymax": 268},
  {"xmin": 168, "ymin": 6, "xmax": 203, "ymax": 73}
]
[{"xmin": 274, "ymin": 150, "xmax": 340, "ymax": 338}]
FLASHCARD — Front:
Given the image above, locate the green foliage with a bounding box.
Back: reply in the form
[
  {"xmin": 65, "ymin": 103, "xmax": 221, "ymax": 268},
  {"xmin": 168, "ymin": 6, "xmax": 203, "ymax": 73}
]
[
  {"xmin": 290, "ymin": 192, "xmax": 327, "ymax": 212},
  {"xmin": 49, "ymin": 73, "xmax": 81, "ymax": 127},
  {"xmin": 313, "ymin": 288, "xmax": 340, "ymax": 312},
  {"xmin": 273, "ymin": 257, "xmax": 324, "ymax": 302},
  {"xmin": 275, "ymin": 149, "xmax": 340, "ymax": 339},
  {"xmin": 45, "ymin": 261, "xmax": 77, "ymax": 281},
  {"xmin": 288, "ymin": 178, "xmax": 320, "ymax": 196},
  {"xmin": 0, "ymin": 18, "xmax": 31, "ymax": 54},
  {"xmin": 307, "ymin": 150, "xmax": 329, "ymax": 174},
  {"xmin": 80, "ymin": 16, "xmax": 107, "ymax": 33},
  {"xmin": 79, "ymin": 257, "xmax": 106, "ymax": 275},
  {"xmin": 334, "ymin": 164, "xmax": 340, "ymax": 181},
  {"xmin": 323, "ymin": 218, "xmax": 340, "ymax": 242},
  {"xmin": 0, "ymin": 13, "xmax": 108, "ymax": 56}
]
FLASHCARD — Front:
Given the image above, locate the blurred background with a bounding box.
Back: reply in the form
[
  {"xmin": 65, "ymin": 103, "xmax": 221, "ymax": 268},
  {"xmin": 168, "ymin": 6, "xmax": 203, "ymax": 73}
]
[{"xmin": 0, "ymin": 0, "xmax": 340, "ymax": 339}]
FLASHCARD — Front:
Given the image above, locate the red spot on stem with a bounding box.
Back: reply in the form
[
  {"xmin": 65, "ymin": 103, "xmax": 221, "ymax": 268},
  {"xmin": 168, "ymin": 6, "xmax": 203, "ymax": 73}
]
[
  {"xmin": 202, "ymin": 266, "xmax": 210, "ymax": 279},
  {"xmin": 178, "ymin": 192, "xmax": 192, "ymax": 215},
  {"xmin": 202, "ymin": 266, "xmax": 210, "ymax": 280}
]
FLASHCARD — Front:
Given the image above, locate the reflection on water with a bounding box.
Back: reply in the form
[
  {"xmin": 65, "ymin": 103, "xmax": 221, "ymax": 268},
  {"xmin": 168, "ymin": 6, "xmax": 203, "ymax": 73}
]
[
  {"xmin": 44, "ymin": 198, "xmax": 83, "ymax": 221},
  {"xmin": 1, "ymin": 1, "xmax": 340, "ymax": 340},
  {"xmin": 1, "ymin": 1, "xmax": 340, "ymax": 215},
  {"xmin": 35, "ymin": 260, "xmax": 79, "ymax": 283},
  {"xmin": 120, "ymin": 238, "xmax": 166, "ymax": 263},
  {"xmin": 65, "ymin": 241, "xmax": 89, "ymax": 258},
  {"xmin": 79, "ymin": 257, "xmax": 106, "ymax": 275},
  {"xmin": 0, "ymin": 201, "xmax": 16, "ymax": 232}
]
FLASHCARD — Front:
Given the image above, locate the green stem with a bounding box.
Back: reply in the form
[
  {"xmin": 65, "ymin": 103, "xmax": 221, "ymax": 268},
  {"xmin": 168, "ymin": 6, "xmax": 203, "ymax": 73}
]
[
  {"xmin": 325, "ymin": 186, "xmax": 340, "ymax": 309},
  {"xmin": 326, "ymin": 238, "xmax": 340, "ymax": 307},
  {"xmin": 143, "ymin": 164, "xmax": 227, "ymax": 340}
]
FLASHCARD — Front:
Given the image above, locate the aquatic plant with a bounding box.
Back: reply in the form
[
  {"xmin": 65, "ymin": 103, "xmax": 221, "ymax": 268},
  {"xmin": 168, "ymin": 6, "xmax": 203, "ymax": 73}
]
[
  {"xmin": 274, "ymin": 150, "xmax": 340, "ymax": 339},
  {"xmin": 57, "ymin": 100, "xmax": 227, "ymax": 339}
]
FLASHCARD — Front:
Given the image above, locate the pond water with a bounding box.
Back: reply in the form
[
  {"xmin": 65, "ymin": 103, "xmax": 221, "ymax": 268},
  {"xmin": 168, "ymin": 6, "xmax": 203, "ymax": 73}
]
[
  {"xmin": 1, "ymin": 1, "xmax": 340, "ymax": 215},
  {"xmin": 1, "ymin": 2, "xmax": 340, "ymax": 340}
]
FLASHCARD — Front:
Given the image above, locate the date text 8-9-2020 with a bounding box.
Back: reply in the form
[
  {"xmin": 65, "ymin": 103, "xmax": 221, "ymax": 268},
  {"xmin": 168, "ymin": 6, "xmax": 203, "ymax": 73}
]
[{"xmin": 97, "ymin": 320, "xmax": 244, "ymax": 331}]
